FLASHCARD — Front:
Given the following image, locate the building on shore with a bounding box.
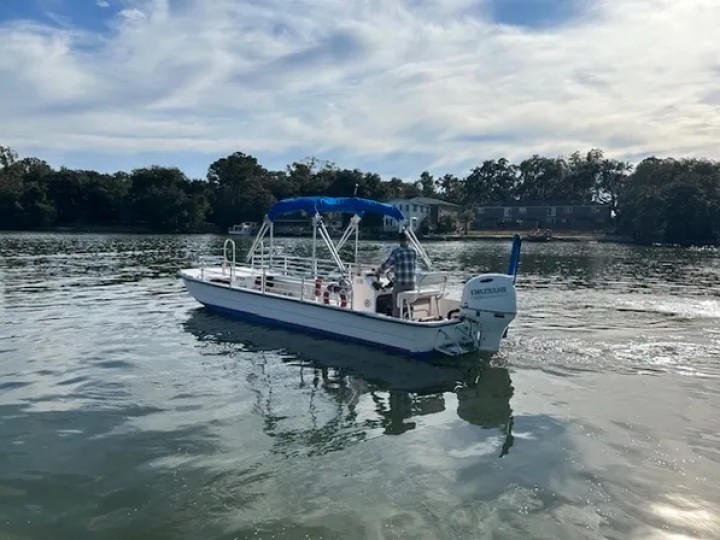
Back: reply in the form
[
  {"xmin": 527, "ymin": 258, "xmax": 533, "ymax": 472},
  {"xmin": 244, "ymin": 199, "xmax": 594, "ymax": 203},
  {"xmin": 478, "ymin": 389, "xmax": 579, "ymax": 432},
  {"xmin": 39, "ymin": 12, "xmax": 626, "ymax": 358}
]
[
  {"xmin": 473, "ymin": 200, "xmax": 611, "ymax": 230},
  {"xmin": 383, "ymin": 197, "xmax": 461, "ymax": 232}
]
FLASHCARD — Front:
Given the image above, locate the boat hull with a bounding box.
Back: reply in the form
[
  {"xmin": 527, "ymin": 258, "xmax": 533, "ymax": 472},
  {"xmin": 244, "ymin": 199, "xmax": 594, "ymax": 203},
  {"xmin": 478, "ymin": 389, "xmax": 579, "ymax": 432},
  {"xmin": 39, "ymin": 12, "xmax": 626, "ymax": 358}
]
[{"xmin": 179, "ymin": 271, "xmax": 473, "ymax": 359}]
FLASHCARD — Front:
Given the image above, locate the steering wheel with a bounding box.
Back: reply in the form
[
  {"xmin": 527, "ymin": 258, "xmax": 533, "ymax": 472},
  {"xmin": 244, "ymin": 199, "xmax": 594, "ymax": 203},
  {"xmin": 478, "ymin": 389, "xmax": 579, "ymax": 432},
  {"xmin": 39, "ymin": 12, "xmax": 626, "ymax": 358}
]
[
  {"xmin": 373, "ymin": 269, "xmax": 394, "ymax": 290},
  {"xmin": 371, "ymin": 268, "xmax": 394, "ymax": 290}
]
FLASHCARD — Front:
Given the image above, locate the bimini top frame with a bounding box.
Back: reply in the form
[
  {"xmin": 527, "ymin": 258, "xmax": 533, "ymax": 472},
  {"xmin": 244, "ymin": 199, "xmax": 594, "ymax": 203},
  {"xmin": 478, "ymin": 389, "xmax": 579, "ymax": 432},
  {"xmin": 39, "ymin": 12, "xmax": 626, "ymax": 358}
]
[{"xmin": 245, "ymin": 196, "xmax": 433, "ymax": 277}]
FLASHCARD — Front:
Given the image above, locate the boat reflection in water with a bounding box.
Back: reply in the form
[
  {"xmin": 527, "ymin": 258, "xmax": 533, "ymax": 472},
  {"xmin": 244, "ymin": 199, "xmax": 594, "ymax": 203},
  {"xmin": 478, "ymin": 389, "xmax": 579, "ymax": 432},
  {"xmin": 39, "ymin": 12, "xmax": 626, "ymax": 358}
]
[{"xmin": 183, "ymin": 309, "xmax": 514, "ymax": 456}]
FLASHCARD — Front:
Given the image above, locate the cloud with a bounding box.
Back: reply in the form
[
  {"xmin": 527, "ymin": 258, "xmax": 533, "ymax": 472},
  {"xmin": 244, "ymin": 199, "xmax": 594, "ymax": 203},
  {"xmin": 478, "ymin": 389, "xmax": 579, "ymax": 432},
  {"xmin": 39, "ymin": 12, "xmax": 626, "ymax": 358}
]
[
  {"xmin": 96, "ymin": 0, "xmax": 111, "ymax": 7},
  {"xmin": 1, "ymin": 0, "xmax": 719, "ymax": 179},
  {"xmin": 118, "ymin": 8, "xmax": 146, "ymax": 23}
]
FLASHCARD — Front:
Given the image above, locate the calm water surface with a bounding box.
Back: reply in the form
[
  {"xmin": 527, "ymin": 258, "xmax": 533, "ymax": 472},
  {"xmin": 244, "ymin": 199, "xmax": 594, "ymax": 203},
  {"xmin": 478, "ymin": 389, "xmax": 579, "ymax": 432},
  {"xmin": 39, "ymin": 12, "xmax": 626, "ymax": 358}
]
[{"xmin": 1, "ymin": 233, "xmax": 719, "ymax": 539}]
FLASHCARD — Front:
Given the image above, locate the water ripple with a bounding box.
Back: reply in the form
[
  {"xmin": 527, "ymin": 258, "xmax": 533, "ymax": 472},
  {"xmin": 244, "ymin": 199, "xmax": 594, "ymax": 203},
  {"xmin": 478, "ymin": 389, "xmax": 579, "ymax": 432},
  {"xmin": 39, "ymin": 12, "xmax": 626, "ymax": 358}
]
[{"xmin": 1, "ymin": 232, "xmax": 719, "ymax": 539}]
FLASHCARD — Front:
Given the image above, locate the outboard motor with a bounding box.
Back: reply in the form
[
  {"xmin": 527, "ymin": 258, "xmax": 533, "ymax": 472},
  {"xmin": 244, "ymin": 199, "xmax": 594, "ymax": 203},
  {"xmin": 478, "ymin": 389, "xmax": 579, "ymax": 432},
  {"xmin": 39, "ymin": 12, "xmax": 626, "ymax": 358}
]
[{"xmin": 460, "ymin": 273, "xmax": 517, "ymax": 352}]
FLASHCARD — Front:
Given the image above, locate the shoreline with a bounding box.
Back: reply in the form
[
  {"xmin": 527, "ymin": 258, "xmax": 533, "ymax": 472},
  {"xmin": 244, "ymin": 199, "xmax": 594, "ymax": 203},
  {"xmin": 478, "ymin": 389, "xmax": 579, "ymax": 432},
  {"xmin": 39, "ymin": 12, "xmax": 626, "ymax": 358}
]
[
  {"xmin": 0, "ymin": 226, "xmax": 632, "ymax": 244},
  {"xmin": 422, "ymin": 231, "xmax": 631, "ymax": 243}
]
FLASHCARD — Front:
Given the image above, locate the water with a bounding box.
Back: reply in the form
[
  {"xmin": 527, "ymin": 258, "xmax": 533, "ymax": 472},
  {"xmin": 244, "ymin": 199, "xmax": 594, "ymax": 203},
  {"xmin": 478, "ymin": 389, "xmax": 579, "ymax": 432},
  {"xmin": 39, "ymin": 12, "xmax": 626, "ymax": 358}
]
[{"xmin": 1, "ymin": 233, "xmax": 719, "ymax": 539}]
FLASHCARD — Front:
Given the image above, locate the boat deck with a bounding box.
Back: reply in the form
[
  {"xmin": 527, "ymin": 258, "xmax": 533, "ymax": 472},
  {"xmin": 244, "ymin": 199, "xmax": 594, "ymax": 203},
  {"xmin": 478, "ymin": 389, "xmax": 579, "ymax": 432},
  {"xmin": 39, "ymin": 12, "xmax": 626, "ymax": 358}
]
[{"xmin": 184, "ymin": 265, "xmax": 459, "ymax": 324}]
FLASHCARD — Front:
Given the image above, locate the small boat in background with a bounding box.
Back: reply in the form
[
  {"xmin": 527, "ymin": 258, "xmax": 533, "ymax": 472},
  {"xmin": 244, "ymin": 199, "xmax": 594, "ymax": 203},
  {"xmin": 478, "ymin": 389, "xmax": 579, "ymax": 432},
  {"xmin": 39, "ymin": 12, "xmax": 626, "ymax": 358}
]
[
  {"xmin": 527, "ymin": 228, "xmax": 553, "ymax": 242},
  {"xmin": 228, "ymin": 222, "xmax": 259, "ymax": 236},
  {"xmin": 180, "ymin": 197, "xmax": 522, "ymax": 359}
]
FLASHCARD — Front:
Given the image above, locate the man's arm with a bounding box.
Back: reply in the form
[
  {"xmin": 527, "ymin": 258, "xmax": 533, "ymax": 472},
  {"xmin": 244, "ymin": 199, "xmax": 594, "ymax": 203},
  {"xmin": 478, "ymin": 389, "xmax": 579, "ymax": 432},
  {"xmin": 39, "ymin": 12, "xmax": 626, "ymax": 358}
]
[{"xmin": 375, "ymin": 250, "xmax": 396, "ymax": 277}]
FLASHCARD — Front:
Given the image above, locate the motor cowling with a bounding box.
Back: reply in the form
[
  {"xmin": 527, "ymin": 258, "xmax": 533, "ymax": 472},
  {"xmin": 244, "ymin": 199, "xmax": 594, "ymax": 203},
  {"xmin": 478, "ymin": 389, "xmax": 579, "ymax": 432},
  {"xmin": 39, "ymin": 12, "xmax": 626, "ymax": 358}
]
[
  {"xmin": 461, "ymin": 273, "xmax": 517, "ymax": 318},
  {"xmin": 458, "ymin": 273, "xmax": 517, "ymax": 352}
]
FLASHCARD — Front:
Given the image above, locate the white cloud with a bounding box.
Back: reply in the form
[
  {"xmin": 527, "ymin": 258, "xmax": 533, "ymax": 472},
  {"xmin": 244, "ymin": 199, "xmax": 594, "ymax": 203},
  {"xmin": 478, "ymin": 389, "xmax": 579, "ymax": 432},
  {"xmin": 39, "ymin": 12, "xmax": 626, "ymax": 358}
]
[
  {"xmin": 96, "ymin": 0, "xmax": 111, "ymax": 8},
  {"xmin": 117, "ymin": 8, "xmax": 147, "ymax": 23},
  {"xmin": 1, "ymin": 0, "xmax": 719, "ymax": 178}
]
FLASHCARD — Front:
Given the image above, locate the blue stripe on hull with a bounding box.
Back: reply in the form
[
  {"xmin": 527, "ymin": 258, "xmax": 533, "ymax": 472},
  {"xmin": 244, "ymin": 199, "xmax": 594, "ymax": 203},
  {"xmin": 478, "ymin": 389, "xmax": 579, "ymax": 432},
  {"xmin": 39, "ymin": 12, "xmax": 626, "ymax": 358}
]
[{"xmin": 200, "ymin": 302, "xmax": 438, "ymax": 360}]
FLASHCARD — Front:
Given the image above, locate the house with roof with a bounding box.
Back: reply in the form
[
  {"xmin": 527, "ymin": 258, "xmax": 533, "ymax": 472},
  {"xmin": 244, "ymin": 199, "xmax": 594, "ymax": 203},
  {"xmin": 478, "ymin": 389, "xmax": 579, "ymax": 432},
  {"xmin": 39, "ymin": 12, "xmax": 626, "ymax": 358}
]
[
  {"xmin": 473, "ymin": 200, "xmax": 611, "ymax": 230},
  {"xmin": 383, "ymin": 197, "xmax": 461, "ymax": 232}
]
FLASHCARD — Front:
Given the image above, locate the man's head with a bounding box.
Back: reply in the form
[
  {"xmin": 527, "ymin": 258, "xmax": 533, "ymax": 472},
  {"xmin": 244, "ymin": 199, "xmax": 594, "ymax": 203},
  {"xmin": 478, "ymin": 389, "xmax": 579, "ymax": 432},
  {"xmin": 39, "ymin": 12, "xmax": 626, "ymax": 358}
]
[{"xmin": 398, "ymin": 231, "xmax": 409, "ymax": 246}]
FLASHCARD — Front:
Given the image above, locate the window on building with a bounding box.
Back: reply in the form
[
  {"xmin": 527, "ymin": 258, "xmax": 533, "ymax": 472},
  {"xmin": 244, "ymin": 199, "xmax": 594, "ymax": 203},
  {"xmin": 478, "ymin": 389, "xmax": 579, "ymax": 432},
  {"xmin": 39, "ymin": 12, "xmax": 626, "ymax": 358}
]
[
  {"xmin": 591, "ymin": 207, "xmax": 600, "ymax": 214},
  {"xmin": 564, "ymin": 207, "xmax": 573, "ymax": 214},
  {"xmin": 413, "ymin": 204, "xmax": 417, "ymax": 212},
  {"xmin": 519, "ymin": 207, "xmax": 527, "ymax": 214}
]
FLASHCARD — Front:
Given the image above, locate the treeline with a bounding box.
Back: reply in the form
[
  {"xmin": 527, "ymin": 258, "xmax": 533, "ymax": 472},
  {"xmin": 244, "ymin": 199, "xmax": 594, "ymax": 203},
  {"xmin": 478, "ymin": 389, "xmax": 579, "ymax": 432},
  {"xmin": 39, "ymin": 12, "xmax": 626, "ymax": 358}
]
[{"xmin": 1, "ymin": 145, "xmax": 719, "ymax": 245}]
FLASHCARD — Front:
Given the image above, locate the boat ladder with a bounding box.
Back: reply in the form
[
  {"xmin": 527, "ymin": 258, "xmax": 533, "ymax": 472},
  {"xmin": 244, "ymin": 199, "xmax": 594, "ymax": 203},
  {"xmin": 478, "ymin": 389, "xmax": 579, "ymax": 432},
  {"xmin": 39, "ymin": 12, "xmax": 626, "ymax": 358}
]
[{"xmin": 434, "ymin": 319, "xmax": 481, "ymax": 356}]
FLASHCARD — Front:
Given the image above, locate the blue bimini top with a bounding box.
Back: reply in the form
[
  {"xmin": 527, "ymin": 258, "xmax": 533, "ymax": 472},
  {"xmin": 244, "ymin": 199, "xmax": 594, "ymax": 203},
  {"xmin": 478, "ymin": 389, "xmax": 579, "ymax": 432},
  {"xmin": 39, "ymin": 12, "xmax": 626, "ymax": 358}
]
[{"xmin": 267, "ymin": 196, "xmax": 405, "ymax": 221}]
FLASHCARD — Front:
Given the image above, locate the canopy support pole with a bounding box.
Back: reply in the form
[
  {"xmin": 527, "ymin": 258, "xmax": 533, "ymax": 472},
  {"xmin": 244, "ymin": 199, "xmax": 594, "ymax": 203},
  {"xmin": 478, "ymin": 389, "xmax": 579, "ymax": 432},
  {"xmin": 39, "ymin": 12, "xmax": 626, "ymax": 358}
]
[
  {"xmin": 354, "ymin": 218, "xmax": 359, "ymax": 265},
  {"xmin": 335, "ymin": 214, "xmax": 361, "ymax": 253},
  {"xmin": 312, "ymin": 214, "xmax": 318, "ymax": 276},
  {"xmin": 245, "ymin": 217, "xmax": 271, "ymax": 263},
  {"xmin": 404, "ymin": 225, "xmax": 433, "ymax": 270},
  {"xmin": 317, "ymin": 218, "xmax": 346, "ymax": 273}
]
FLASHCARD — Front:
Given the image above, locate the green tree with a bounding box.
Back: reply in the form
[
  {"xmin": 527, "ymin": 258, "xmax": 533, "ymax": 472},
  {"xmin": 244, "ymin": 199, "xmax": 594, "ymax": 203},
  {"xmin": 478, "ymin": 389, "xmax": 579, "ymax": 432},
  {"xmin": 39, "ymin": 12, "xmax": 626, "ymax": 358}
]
[
  {"xmin": 618, "ymin": 158, "xmax": 720, "ymax": 245},
  {"xmin": 566, "ymin": 149, "xmax": 601, "ymax": 202},
  {"xmin": 13, "ymin": 157, "xmax": 55, "ymax": 228},
  {"xmin": 516, "ymin": 155, "xmax": 568, "ymax": 201},
  {"xmin": 208, "ymin": 152, "xmax": 274, "ymax": 227},
  {"xmin": 128, "ymin": 166, "xmax": 204, "ymax": 231},
  {"xmin": 465, "ymin": 158, "xmax": 518, "ymax": 205},
  {"xmin": 438, "ymin": 174, "xmax": 463, "ymax": 205},
  {"xmin": 415, "ymin": 171, "xmax": 437, "ymax": 197},
  {"xmin": 595, "ymin": 158, "xmax": 632, "ymax": 217},
  {"xmin": 0, "ymin": 146, "xmax": 24, "ymax": 228}
]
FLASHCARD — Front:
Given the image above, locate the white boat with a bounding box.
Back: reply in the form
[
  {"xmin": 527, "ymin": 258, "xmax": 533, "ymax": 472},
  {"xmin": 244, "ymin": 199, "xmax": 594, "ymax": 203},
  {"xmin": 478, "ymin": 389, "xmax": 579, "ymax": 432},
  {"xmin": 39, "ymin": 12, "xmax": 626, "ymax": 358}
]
[
  {"xmin": 227, "ymin": 222, "xmax": 259, "ymax": 235},
  {"xmin": 179, "ymin": 197, "xmax": 522, "ymax": 359}
]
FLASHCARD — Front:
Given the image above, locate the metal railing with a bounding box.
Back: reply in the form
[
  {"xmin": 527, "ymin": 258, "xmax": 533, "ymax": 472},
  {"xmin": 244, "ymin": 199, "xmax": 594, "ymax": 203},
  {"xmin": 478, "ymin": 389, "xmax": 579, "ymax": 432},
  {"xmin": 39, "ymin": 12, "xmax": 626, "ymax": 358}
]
[
  {"xmin": 222, "ymin": 239, "xmax": 236, "ymax": 283},
  {"xmin": 237, "ymin": 266, "xmax": 354, "ymax": 308},
  {"xmin": 249, "ymin": 253, "xmax": 368, "ymax": 280}
]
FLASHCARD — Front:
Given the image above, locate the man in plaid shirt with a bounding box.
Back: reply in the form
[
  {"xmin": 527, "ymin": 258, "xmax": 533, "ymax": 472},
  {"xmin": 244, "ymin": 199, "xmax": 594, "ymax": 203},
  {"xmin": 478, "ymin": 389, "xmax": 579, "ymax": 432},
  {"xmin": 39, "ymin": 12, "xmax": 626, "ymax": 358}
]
[{"xmin": 375, "ymin": 231, "xmax": 417, "ymax": 317}]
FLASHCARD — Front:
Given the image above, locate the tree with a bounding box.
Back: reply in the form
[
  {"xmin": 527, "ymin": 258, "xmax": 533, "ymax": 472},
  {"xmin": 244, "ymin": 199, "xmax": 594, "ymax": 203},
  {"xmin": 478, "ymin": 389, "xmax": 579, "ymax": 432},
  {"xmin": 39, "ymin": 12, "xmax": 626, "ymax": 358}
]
[
  {"xmin": 14, "ymin": 157, "xmax": 55, "ymax": 228},
  {"xmin": 595, "ymin": 159, "xmax": 632, "ymax": 217},
  {"xmin": 286, "ymin": 157, "xmax": 335, "ymax": 195},
  {"xmin": 516, "ymin": 155, "xmax": 568, "ymax": 201},
  {"xmin": 0, "ymin": 146, "xmax": 18, "ymax": 168},
  {"xmin": 127, "ymin": 166, "xmax": 205, "ymax": 231},
  {"xmin": 0, "ymin": 144, "xmax": 718, "ymax": 245},
  {"xmin": 0, "ymin": 146, "xmax": 24, "ymax": 228},
  {"xmin": 435, "ymin": 214, "xmax": 456, "ymax": 233},
  {"xmin": 617, "ymin": 157, "xmax": 720, "ymax": 245},
  {"xmin": 208, "ymin": 152, "xmax": 274, "ymax": 227},
  {"xmin": 438, "ymin": 174, "xmax": 463, "ymax": 205},
  {"xmin": 415, "ymin": 171, "xmax": 437, "ymax": 197},
  {"xmin": 465, "ymin": 158, "xmax": 518, "ymax": 205},
  {"xmin": 566, "ymin": 149, "xmax": 601, "ymax": 202},
  {"xmin": 401, "ymin": 181, "xmax": 421, "ymax": 199}
]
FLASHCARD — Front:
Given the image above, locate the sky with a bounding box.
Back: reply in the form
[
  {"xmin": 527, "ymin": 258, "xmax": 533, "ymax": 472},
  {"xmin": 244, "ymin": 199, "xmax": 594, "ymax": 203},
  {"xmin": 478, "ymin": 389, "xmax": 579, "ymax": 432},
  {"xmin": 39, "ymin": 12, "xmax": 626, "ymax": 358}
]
[{"xmin": 1, "ymin": 0, "xmax": 719, "ymax": 180}]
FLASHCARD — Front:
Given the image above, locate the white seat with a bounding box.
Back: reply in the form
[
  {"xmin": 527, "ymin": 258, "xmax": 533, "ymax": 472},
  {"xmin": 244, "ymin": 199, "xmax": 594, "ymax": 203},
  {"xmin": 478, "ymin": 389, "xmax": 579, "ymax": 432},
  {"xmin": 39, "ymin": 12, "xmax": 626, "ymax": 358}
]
[{"xmin": 396, "ymin": 289, "xmax": 444, "ymax": 320}]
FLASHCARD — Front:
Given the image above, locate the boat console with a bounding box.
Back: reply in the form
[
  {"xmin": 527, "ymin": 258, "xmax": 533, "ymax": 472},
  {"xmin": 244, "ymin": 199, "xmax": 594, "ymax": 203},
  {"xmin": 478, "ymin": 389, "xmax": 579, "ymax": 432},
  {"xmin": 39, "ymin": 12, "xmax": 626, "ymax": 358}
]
[{"xmin": 348, "ymin": 269, "xmax": 451, "ymax": 320}]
